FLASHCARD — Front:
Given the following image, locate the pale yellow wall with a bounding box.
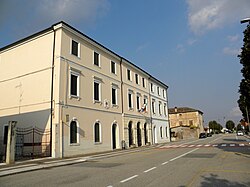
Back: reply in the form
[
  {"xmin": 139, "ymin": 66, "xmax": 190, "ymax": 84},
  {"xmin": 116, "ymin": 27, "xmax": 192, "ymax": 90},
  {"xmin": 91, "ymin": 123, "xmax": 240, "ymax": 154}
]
[
  {"xmin": 169, "ymin": 111, "xmax": 204, "ymax": 129},
  {"xmin": 121, "ymin": 61, "xmax": 150, "ymax": 117},
  {"xmin": 0, "ymin": 31, "xmax": 54, "ymax": 117}
]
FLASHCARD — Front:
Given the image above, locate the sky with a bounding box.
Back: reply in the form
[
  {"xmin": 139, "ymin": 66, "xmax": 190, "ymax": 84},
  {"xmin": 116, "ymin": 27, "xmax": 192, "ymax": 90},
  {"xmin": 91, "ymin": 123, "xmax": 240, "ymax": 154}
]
[{"xmin": 1, "ymin": 0, "xmax": 250, "ymax": 126}]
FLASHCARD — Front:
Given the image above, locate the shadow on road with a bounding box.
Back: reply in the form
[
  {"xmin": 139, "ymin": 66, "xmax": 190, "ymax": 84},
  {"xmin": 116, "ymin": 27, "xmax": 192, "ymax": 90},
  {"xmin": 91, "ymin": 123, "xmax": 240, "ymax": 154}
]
[{"xmin": 200, "ymin": 173, "xmax": 250, "ymax": 187}]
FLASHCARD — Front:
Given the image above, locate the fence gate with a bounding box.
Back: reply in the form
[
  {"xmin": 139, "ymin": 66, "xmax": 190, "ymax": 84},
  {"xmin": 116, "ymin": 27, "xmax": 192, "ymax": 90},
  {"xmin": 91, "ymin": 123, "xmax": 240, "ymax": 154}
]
[{"xmin": 15, "ymin": 127, "xmax": 51, "ymax": 161}]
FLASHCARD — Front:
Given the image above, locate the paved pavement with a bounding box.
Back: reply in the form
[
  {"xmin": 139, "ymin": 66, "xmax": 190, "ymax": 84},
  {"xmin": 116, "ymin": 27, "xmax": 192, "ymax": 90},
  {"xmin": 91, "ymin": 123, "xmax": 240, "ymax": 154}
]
[
  {"xmin": 0, "ymin": 142, "xmax": 162, "ymax": 177},
  {"xmin": 0, "ymin": 134, "xmax": 249, "ymax": 178}
]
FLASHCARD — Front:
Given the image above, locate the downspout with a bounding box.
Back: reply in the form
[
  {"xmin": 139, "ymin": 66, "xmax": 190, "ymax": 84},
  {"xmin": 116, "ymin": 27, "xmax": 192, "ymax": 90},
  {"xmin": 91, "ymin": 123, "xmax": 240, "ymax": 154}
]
[
  {"xmin": 166, "ymin": 87, "xmax": 171, "ymax": 142},
  {"xmin": 50, "ymin": 27, "xmax": 56, "ymax": 157},
  {"xmin": 148, "ymin": 77, "xmax": 154, "ymax": 144},
  {"xmin": 119, "ymin": 57, "xmax": 125, "ymax": 148}
]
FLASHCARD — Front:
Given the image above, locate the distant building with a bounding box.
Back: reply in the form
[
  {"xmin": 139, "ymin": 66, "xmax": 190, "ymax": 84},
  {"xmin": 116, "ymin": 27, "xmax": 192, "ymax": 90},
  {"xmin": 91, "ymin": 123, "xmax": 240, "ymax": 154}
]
[{"xmin": 168, "ymin": 107, "xmax": 204, "ymax": 140}]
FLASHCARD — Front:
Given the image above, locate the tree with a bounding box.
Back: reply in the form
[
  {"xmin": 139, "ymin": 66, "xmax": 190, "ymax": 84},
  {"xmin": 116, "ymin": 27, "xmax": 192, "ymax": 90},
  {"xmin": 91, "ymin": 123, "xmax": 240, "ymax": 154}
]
[
  {"xmin": 225, "ymin": 120, "xmax": 235, "ymax": 131},
  {"xmin": 238, "ymin": 23, "xmax": 250, "ymax": 122},
  {"xmin": 208, "ymin": 120, "xmax": 223, "ymax": 133}
]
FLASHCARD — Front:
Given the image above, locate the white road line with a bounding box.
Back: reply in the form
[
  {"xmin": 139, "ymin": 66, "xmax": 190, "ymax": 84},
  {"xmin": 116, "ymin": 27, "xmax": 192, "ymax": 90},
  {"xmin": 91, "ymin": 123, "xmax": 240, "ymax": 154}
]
[
  {"xmin": 196, "ymin": 144, "xmax": 202, "ymax": 147},
  {"xmin": 213, "ymin": 144, "xmax": 218, "ymax": 147},
  {"xmin": 120, "ymin": 175, "xmax": 138, "ymax": 183},
  {"xmin": 144, "ymin": 167, "xmax": 157, "ymax": 173},
  {"xmin": 169, "ymin": 148, "xmax": 199, "ymax": 162},
  {"xmin": 188, "ymin": 145, "xmax": 195, "ymax": 147},
  {"xmin": 161, "ymin": 161, "xmax": 169, "ymax": 165},
  {"xmin": 204, "ymin": 144, "xmax": 210, "ymax": 147}
]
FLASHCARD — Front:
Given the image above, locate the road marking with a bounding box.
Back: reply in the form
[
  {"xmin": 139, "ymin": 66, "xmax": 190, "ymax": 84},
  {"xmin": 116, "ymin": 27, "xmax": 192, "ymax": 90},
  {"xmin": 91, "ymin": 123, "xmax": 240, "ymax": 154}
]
[
  {"xmin": 221, "ymin": 144, "xmax": 226, "ymax": 147},
  {"xmin": 161, "ymin": 161, "xmax": 169, "ymax": 165},
  {"xmin": 169, "ymin": 148, "xmax": 199, "ymax": 162},
  {"xmin": 213, "ymin": 144, "xmax": 218, "ymax": 147},
  {"xmin": 196, "ymin": 144, "xmax": 202, "ymax": 147},
  {"xmin": 204, "ymin": 144, "xmax": 210, "ymax": 147},
  {"xmin": 144, "ymin": 167, "xmax": 157, "ymax": 173},
  {"xmin": 120, "ymin": 175, "xmax": 138, "ymax": 183},
  {"xmin": 188, "ymin": 145, "xmax": 195, "ymax": 147},
  {"xmin": 239, "ymin": 144, "xmax": 245, "ymax": 146}
]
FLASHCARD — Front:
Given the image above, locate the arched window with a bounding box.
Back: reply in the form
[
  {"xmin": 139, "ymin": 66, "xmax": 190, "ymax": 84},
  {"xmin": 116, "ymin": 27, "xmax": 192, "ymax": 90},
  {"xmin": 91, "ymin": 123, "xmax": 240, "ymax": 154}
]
[
  {"xmin": 94, "ymin": 123, "xmax": 101, "ymax": 143},
  {"xmin": 70, "ymin": 121, "xmax": 78, "ymax": 144},
  {"xmin": 160, "ymin": 126, "xmax": 163, "ymax": 138}
]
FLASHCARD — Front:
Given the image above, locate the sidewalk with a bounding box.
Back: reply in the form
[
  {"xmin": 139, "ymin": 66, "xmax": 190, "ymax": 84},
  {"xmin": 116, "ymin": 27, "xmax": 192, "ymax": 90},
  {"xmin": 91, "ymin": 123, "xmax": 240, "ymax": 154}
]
[{"xmin": 0, "ymin": 144, "xmax": 160, "ymax": 177}]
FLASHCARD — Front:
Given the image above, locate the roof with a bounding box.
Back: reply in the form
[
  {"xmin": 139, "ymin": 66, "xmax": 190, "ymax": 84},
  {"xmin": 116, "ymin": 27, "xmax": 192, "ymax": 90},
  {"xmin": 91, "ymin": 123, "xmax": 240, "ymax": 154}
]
[
  {"xmin": 0, "ymin": 21, "xmax": 168, "ymax": 89},
  {"xmin": 168, "ymin": 107, "xmax": 203, "ymax": 115}
]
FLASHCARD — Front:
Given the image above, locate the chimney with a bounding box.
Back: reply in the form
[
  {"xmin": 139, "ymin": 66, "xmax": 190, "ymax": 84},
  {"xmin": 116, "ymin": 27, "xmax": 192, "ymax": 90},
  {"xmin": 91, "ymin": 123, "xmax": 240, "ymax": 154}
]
[{"xmin": 174, "ymin": 107, "xmax": 177, "ymax": 113}]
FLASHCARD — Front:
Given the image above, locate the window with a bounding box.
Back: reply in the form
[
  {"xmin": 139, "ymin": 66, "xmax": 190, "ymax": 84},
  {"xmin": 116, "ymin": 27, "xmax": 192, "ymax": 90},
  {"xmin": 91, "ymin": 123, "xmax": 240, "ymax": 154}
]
[
  {"xmin": 70, "ymin": 121, "xmax": 78, "ymax": 144},
  {"xmin": 179, "ymin": 121, "xmax": 183, "ymax": 126},
  {"xmin": 157, "ymin": 86, "xmax": 160, "ymax": 95},
  {"xmin": 160, "ymin": 126, "xmax": 163, "ymax": 138},
  {"xmin": 71, "ymin": 40, "xmax": 79, "ymax": 57},
  {"xmin": 94, "ymin": 123, "xmax": 101, "ymax": 143},
  {"xmin": 135, "ymin": 74, "xmax": 139, "ymax": 84},
  {"xmin": 189, "ymin": 120, "xmax": 194, "ymax": 126},
  {"xmin": 128, "ymin": 90, "xmax": 133, "ymax": 109},
  {"xmin": 163, "ymin": 89, "xmax": 165, "ymax": 98},
  {"xmin": 136, "ymin": 94, "xmax": 140, "ymax": 111},
  {"xmin": 94, "ymin": 81, "xmax": 101, "ymax": 101},
  {"xmin": 112, "ymin": 87, "xmax": 117, "ymax": 105},
  {"xmin": 111, "ymin": 61, "xmax": 116, "ymax": 74},
  {"xmin": 70, "ymin": 71, "xmax": 80, "ymax": 97},
  {"xmin": 3, "ymin": 125, "xmax": 8, "ymax": 144},
  {"xmin": 159, "ymin": 102, "xmax": 162, "ymax": 115},
  {"xmin": 152, "ymin": 100, "xmax": 155, "ymax": 114},
  {"xmin": 164, "ymin": 103, "xmax": 167, "ymax": 116},
  {"xmin": 166, "ymin": 127, "xmax": 168, "ymax": 138},
  {"xmin": 94, "ymin": 52, "xmax": 100, "ymax": 66},
  {"xmin": 142, "ymin": 78, "xmax": 145, "ymax": 88},
  {"xmin": 127, "ymin": 69, "xmax": 131, "ymax": 81},
  {"xmin": 143, "ymin": 96, "xmax": 148, "ymax": 112},
  {"xmin": 151, "ymin": 83, "xmax": 154, "ymax": 92}
]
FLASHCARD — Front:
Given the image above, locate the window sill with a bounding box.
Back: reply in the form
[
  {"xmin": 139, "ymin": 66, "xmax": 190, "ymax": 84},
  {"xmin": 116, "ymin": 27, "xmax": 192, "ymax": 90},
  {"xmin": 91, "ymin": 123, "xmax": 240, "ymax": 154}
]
[
  {"xmin": 69, "ymin": 95, "xmax": 81, "ymax": 100},
  {"xmin": 94, "ymin": 100, "xmax": 102, "ymax": 104},
  {"xmin": 70, "ymin": 143, "xmax": 80, "ymax": 146},
  {"xmin": 94, "ymin": 142, "xmax": 102, "ymax": 145},
  {"xmin": 112, "ymin": 104, "xmax": 119, "ymax": 108}
]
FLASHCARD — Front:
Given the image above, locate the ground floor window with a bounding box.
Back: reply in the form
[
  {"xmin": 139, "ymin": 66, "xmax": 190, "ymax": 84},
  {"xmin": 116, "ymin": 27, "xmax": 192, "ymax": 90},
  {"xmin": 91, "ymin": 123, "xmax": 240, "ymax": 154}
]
[
  {"xmin": 94, "ymin": 123, "xmax": 101, "ymax": 143},
  {"xmin": 70, "ymin": 121, "xmax": 78, "ymax": 144}
]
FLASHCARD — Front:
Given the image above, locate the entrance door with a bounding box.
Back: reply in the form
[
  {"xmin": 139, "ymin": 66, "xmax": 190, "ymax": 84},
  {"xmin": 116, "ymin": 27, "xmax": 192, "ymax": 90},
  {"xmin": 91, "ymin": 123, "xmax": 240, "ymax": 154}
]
[
  {"xmin": 137, "ymin": 123, "xmax": 141, "ymax": 147},
  {"xmin": 128, "ymin": 122, "xmax": 133, "ymax": 147},
  {"xmin": 144, "ymin": 123, "xmax": 148, "ymax": 145},
  {"xmin": 153, "ymin": 126, "xmax": 157, "ymax": 144},
  {"xmin": 112, "ymin": 124, "xmax": 117, "ymax": 149}
]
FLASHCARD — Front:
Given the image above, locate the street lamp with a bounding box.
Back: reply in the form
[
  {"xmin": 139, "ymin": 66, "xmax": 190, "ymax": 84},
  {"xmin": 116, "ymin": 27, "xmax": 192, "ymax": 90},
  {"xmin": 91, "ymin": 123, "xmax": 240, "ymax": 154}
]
[{"xmin": 240, "ymin": 17, "xmax": 250, "ymax": 24}]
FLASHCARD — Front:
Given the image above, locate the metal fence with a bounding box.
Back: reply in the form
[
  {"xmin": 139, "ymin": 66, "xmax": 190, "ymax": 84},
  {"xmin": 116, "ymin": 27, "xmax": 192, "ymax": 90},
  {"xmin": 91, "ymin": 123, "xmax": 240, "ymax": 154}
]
[{"xmin": 15, "ymin": 127, "xmax": 51, "ymax": 160}]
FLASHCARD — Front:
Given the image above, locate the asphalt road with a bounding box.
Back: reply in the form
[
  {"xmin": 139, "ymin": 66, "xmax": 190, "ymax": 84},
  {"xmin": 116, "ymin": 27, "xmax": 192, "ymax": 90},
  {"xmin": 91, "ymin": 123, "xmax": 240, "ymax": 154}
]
[{"xmin": 0, "ymin": 134, "xmax": 249, "ymax": 187}]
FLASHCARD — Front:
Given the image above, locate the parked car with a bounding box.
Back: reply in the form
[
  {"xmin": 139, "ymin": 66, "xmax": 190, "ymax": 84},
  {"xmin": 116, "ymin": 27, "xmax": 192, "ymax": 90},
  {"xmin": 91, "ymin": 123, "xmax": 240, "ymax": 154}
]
[
  {"xmin": 199, "ymin": 133, "xmax": 206, "ymax": 139},
  {"xmin": 237, "ymin": 131, "xmax": 244, "ymax": 136}
]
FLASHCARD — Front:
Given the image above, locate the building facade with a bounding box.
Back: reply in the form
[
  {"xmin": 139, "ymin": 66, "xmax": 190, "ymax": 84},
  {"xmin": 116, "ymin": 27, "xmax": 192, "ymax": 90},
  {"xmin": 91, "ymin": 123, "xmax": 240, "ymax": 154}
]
[
  {"xmin": 0, "ymin": 22, "xmax": 169, "ymax": 159},
  {"xmin": 150, "ymin": 78, "xmax": 170, "ymax": 144},
  {"xmin": 169, "ymin": 107, "xmax": 204, "ymax": 140}
]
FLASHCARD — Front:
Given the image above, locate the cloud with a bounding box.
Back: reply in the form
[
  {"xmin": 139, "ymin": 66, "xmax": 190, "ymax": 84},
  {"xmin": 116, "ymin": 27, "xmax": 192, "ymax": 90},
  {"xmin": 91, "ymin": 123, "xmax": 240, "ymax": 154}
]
[
  {"xmin": 39, "ymin": 0, "xmax": 110, "ymax": 24},
  {"xmin": 136, "ymin": 43, "xmax": 150, "ymax": 52},
  {"xmin": 176, "ymin": 44, "xmax": 185, "ymax": 53},
  {"xmin": 227, "ymin": 34, "xmax": 240, "ymax": 43},
  {"xmin": 187, "ymin": 0, "xmax": 250, "ymax": 35},
  {"xmin": 229, "ymin": 107, "xmax": 242, "ymax": 118},
  {"xmin": 0, "ymin": 0, "xmax": 109, "ymax": 43},
  {"xmin": 223, "ymin": 47, "xmax": 241, "ymax": 56}
]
